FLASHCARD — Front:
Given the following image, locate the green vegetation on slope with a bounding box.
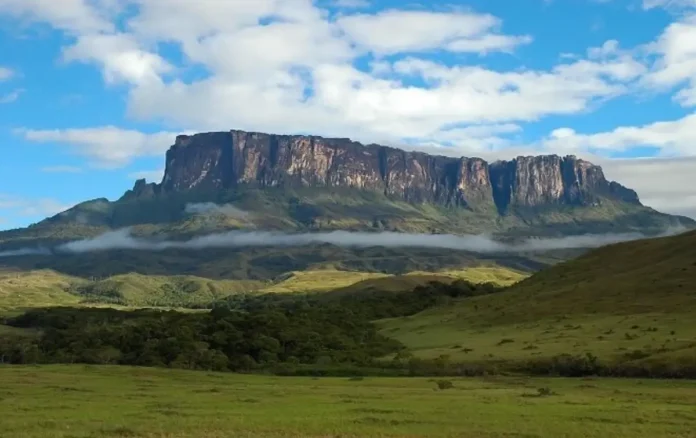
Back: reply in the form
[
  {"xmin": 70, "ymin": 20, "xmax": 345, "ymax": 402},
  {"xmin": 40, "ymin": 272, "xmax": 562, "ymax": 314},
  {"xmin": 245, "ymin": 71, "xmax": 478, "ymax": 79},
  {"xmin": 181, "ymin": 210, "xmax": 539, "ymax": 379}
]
[
  {"xmin": 3, "ymin": 230, "xmax": 694, "ymax": 378},
  {"xmin": 379, "ymin": 231, "xmax": 696, "ymax": 368},
  {"xmin": 0, "ymin": 184, "xmax": 689, "ymax": 299},
  {"xmin": 264, "ymin": 266, "xmax": 525, "ymax": 295},
  {"xmin": 3, "ymin": 365, "xmax": 696, "ymax": 438},
  {"xmin": 1, "ymin": 265, "xmax": 694, "ymax": 378},
  {"xmin": 0, "ymin": 264, "xmax": 526, "ymax": 310},
  {"xmin": 71, "ymin": 273, "xmax": 266, "ymax": 307},
  {"xmin": 0, "ymin": 242, "xmax": 542, "ymax": 280},
  {"xmin": 261, "ymin": 270, "xmax": 389, "ymax": 293},
  {"xmin": 0, "ymin": 270, "xmax": 83, "ymax": 311},
  {"xmin": 410, "ymin": 267, "xmax": 527, "ymax": 287},
  {"xmin": 488, "ymin": 229, "xmax": 696, "ymax": 319},
  {"xmin": 25, "ymin": 185, "xmax": 694, "ymax": 239},
  {"xmin": 0, "ymin": 281, "xmax": 503, "ymax": 373}
]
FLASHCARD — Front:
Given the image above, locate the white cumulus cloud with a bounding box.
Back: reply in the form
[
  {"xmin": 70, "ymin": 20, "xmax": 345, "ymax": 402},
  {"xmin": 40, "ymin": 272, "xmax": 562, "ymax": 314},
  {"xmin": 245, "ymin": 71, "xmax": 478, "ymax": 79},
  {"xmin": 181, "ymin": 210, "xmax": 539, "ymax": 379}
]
[
  {"xmin": 3, "ymin": 0, "xmax": 696, "ymax": 220},
  {"xmin": 18, "ymin": 126, "xmax": 183, "ymax": 168}
]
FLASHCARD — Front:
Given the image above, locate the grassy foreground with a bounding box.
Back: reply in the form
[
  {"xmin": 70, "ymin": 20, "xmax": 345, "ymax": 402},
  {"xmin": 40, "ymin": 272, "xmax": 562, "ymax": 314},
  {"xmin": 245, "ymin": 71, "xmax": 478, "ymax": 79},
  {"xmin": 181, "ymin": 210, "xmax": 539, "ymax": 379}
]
[{"xmin": 1, "ymin": 365, "xmax": 695, "ymax": 438}]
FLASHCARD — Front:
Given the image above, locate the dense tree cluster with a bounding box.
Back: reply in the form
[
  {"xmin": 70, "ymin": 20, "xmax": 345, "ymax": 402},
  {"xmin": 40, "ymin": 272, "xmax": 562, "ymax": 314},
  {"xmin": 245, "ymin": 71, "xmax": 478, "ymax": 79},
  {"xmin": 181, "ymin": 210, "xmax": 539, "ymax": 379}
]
[
  {"xmin": 219, "ymin": 279, "xmax": 502, "ymax": 321},
  {"xmin": 0, "ymin": 280, "xmax": 499, "ymax": 371},
  {"xmin": 1, "ymin": 304, "xmax": 401, "ymax": 370}
]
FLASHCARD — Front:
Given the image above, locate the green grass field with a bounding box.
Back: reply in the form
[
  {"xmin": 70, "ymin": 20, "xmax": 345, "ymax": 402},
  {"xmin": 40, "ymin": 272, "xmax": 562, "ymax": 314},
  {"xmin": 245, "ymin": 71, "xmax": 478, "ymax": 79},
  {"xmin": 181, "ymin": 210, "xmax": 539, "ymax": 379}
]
[
  {"xmin": 379, "ymin": 231, "xmax": 696, "ymax": 366},
  {"xmin": 1, "ymin": 365, "xmax": 696, "ymax": 438},
  {"xmin": 380, "ymin": 311, "xmax": 696, "ymax": 363}
]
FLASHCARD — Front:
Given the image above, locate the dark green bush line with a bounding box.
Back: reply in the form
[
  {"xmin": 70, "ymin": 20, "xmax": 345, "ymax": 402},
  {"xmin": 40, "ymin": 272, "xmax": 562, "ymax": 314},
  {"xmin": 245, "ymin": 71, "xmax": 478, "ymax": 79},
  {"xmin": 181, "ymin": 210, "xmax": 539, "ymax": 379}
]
[
  {"xmin": 389, "ymin": 353, "xmax": 696, "ymax": 379},
  {"xmin": 0, "ymin": 305, "xmax": 402, "ymax": 370},
  {"xmin": 216, "ymin": 279, "xmax": 502, "ymax": 320},
  {"xmin": 515, "ymin": 352, "xmax": 696, "ymax": 379}
]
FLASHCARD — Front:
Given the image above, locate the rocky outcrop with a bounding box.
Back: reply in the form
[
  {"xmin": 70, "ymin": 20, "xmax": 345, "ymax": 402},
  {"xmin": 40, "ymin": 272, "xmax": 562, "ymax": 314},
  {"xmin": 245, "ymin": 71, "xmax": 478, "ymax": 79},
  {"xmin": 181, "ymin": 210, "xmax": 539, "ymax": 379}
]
[
  {"xmin": 489, "ymin": 155, "xmax": 640, "ymax": 213},
  {"xmin": 131, "ymin": 129, "xmax": 641, "ymax": 214},
  {"xmin": 121, "ymin": 179, "xmax": 160, "ymax": 201}
]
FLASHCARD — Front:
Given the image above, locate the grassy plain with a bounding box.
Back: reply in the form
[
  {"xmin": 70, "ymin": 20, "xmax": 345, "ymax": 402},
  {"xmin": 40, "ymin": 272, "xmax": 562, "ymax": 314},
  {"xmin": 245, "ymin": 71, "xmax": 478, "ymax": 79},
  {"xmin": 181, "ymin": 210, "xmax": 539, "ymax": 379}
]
[{"xmin": 2, "ymin": 365, "xmax": 696, "ymax": 438}]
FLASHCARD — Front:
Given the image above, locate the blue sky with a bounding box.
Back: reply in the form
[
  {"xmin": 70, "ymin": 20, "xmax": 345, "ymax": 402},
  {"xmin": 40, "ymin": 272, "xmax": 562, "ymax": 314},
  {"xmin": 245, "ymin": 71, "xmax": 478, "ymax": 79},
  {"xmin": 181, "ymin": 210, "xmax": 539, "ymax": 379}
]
[{"xmin": 1, "ymin": 0, "xmax": 696, "ymax": 230}]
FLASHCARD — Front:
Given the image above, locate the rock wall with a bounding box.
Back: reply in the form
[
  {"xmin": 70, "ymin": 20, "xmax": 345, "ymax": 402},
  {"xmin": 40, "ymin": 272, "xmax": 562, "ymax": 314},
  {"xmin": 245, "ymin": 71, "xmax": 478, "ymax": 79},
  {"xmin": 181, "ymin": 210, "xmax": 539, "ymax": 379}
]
[{"xmin": 131, "ymin": 129, "xmax": 640, "ymax": 214}]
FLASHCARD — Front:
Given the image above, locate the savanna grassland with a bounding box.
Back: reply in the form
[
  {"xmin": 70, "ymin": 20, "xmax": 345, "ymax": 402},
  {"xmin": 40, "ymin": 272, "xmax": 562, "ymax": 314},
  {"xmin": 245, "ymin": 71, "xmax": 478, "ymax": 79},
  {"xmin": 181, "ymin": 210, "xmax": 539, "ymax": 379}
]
[
  {"xmin": 2, "ymin": 365, "xmax": 696, "ymax": 438},
  {"xmin": 1, "ymin": 232, "xmax": 695, "ymax": 438},
  {"xmin": 379, "ymin": 231, "xmax": 696, "ymax": 372}
]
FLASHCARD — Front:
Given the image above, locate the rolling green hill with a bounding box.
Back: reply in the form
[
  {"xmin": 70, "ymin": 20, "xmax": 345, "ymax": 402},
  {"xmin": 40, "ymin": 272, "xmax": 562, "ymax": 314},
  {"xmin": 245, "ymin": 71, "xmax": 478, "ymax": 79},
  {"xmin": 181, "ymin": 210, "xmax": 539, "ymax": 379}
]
[
  {"xmin": 0, "ymin": 270, "xmax": 84, "ymax": 311},
  {"xmin": 71, "ymin": 273, "xmax": 267, "ymax": 307},
  {"xmin": 332, "ymin": 267, "xmax": 526, "ymax": 296},
  {"xmin": 0, "ymin": 264, "xmax": 528, "ymax": 310},
  {"xmin": 379, "ymin": 230, "xmax": 696, "ymax": 365}
]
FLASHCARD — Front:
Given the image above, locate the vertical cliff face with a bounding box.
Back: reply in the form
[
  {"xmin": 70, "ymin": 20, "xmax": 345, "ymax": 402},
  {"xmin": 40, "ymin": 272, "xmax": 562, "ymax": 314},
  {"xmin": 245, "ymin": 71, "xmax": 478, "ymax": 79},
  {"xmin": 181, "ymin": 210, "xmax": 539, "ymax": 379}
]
[
  {"xmin": 161, "ymin": 132, "xmax": 234, "ymax": 192},
  {"xmin": 146, "ymin": 129, "xmax": 640, "ymax": 214},
  {"xmin": 488, "ymin": 155, "xmax": 640, "ymax": 213}
]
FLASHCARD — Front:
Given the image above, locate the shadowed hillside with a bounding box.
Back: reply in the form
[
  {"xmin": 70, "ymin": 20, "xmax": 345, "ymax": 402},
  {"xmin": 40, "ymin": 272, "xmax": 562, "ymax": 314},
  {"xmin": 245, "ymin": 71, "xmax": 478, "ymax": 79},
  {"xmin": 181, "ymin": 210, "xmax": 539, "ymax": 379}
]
[
  {"xmin": 460, "ymin": 229, "xmax": 696, "ymax": 323},
  {"xmin": 0, "ymin": 242, "xmax": 546, "ymax": 280}
]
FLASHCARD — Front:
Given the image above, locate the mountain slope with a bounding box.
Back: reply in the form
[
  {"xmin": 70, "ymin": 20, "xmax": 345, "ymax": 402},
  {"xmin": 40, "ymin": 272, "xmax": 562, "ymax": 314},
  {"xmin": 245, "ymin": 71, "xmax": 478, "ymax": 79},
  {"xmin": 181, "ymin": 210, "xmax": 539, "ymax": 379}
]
[
  {"xmin": 4, "ymin": 128, "xmax": 692, "ymax": 243},
  {"xmin": 379, "ymin": 230, "xmax": 696, "ymax": 362},
  {"xmin": 0, "ymin": 129, "xmax": 692, "ymax": 281},
  {"xmin": 480, "ymin": 229, "xmax": 696, "ymax": 320}
]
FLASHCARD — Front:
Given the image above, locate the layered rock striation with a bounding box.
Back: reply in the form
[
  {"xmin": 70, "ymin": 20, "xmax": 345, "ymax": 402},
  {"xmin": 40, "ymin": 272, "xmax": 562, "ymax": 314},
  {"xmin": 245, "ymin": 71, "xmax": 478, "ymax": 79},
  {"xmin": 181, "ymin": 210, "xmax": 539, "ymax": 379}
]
[{"xmin": 125, "ymin": 129, "xmax": 641, "ymax": 214}]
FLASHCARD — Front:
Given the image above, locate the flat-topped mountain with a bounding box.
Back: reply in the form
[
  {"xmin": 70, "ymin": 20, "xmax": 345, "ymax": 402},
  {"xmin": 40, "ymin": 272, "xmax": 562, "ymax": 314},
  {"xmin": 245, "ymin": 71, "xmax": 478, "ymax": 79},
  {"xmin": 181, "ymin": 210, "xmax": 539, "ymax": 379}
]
[
  {"xmin": 0, "ymin": 128, "xmax": 692, "ymax": 280},
  {"xmin": 124, "ymin": 130, "xmax": 640, "ymax": 215},
  {"xmin": 0, "ymin": 129, "xmax": 692, "ymax": 274}
]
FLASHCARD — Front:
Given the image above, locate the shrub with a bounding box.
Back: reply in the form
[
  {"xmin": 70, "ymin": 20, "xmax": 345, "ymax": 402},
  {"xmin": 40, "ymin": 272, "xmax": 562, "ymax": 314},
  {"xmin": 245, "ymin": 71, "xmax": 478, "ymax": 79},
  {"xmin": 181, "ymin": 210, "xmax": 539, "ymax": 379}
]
[
  {"xmin": 435, "ymin": 379, "xmax": 454, "ymax": 390},
  {"xmin": 622, "ymin": 349, "xmax": 652, "ymax": 361},
  {"xmin": 523, "ymin": 353, "xmax": 601, "ymax": 377}
]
